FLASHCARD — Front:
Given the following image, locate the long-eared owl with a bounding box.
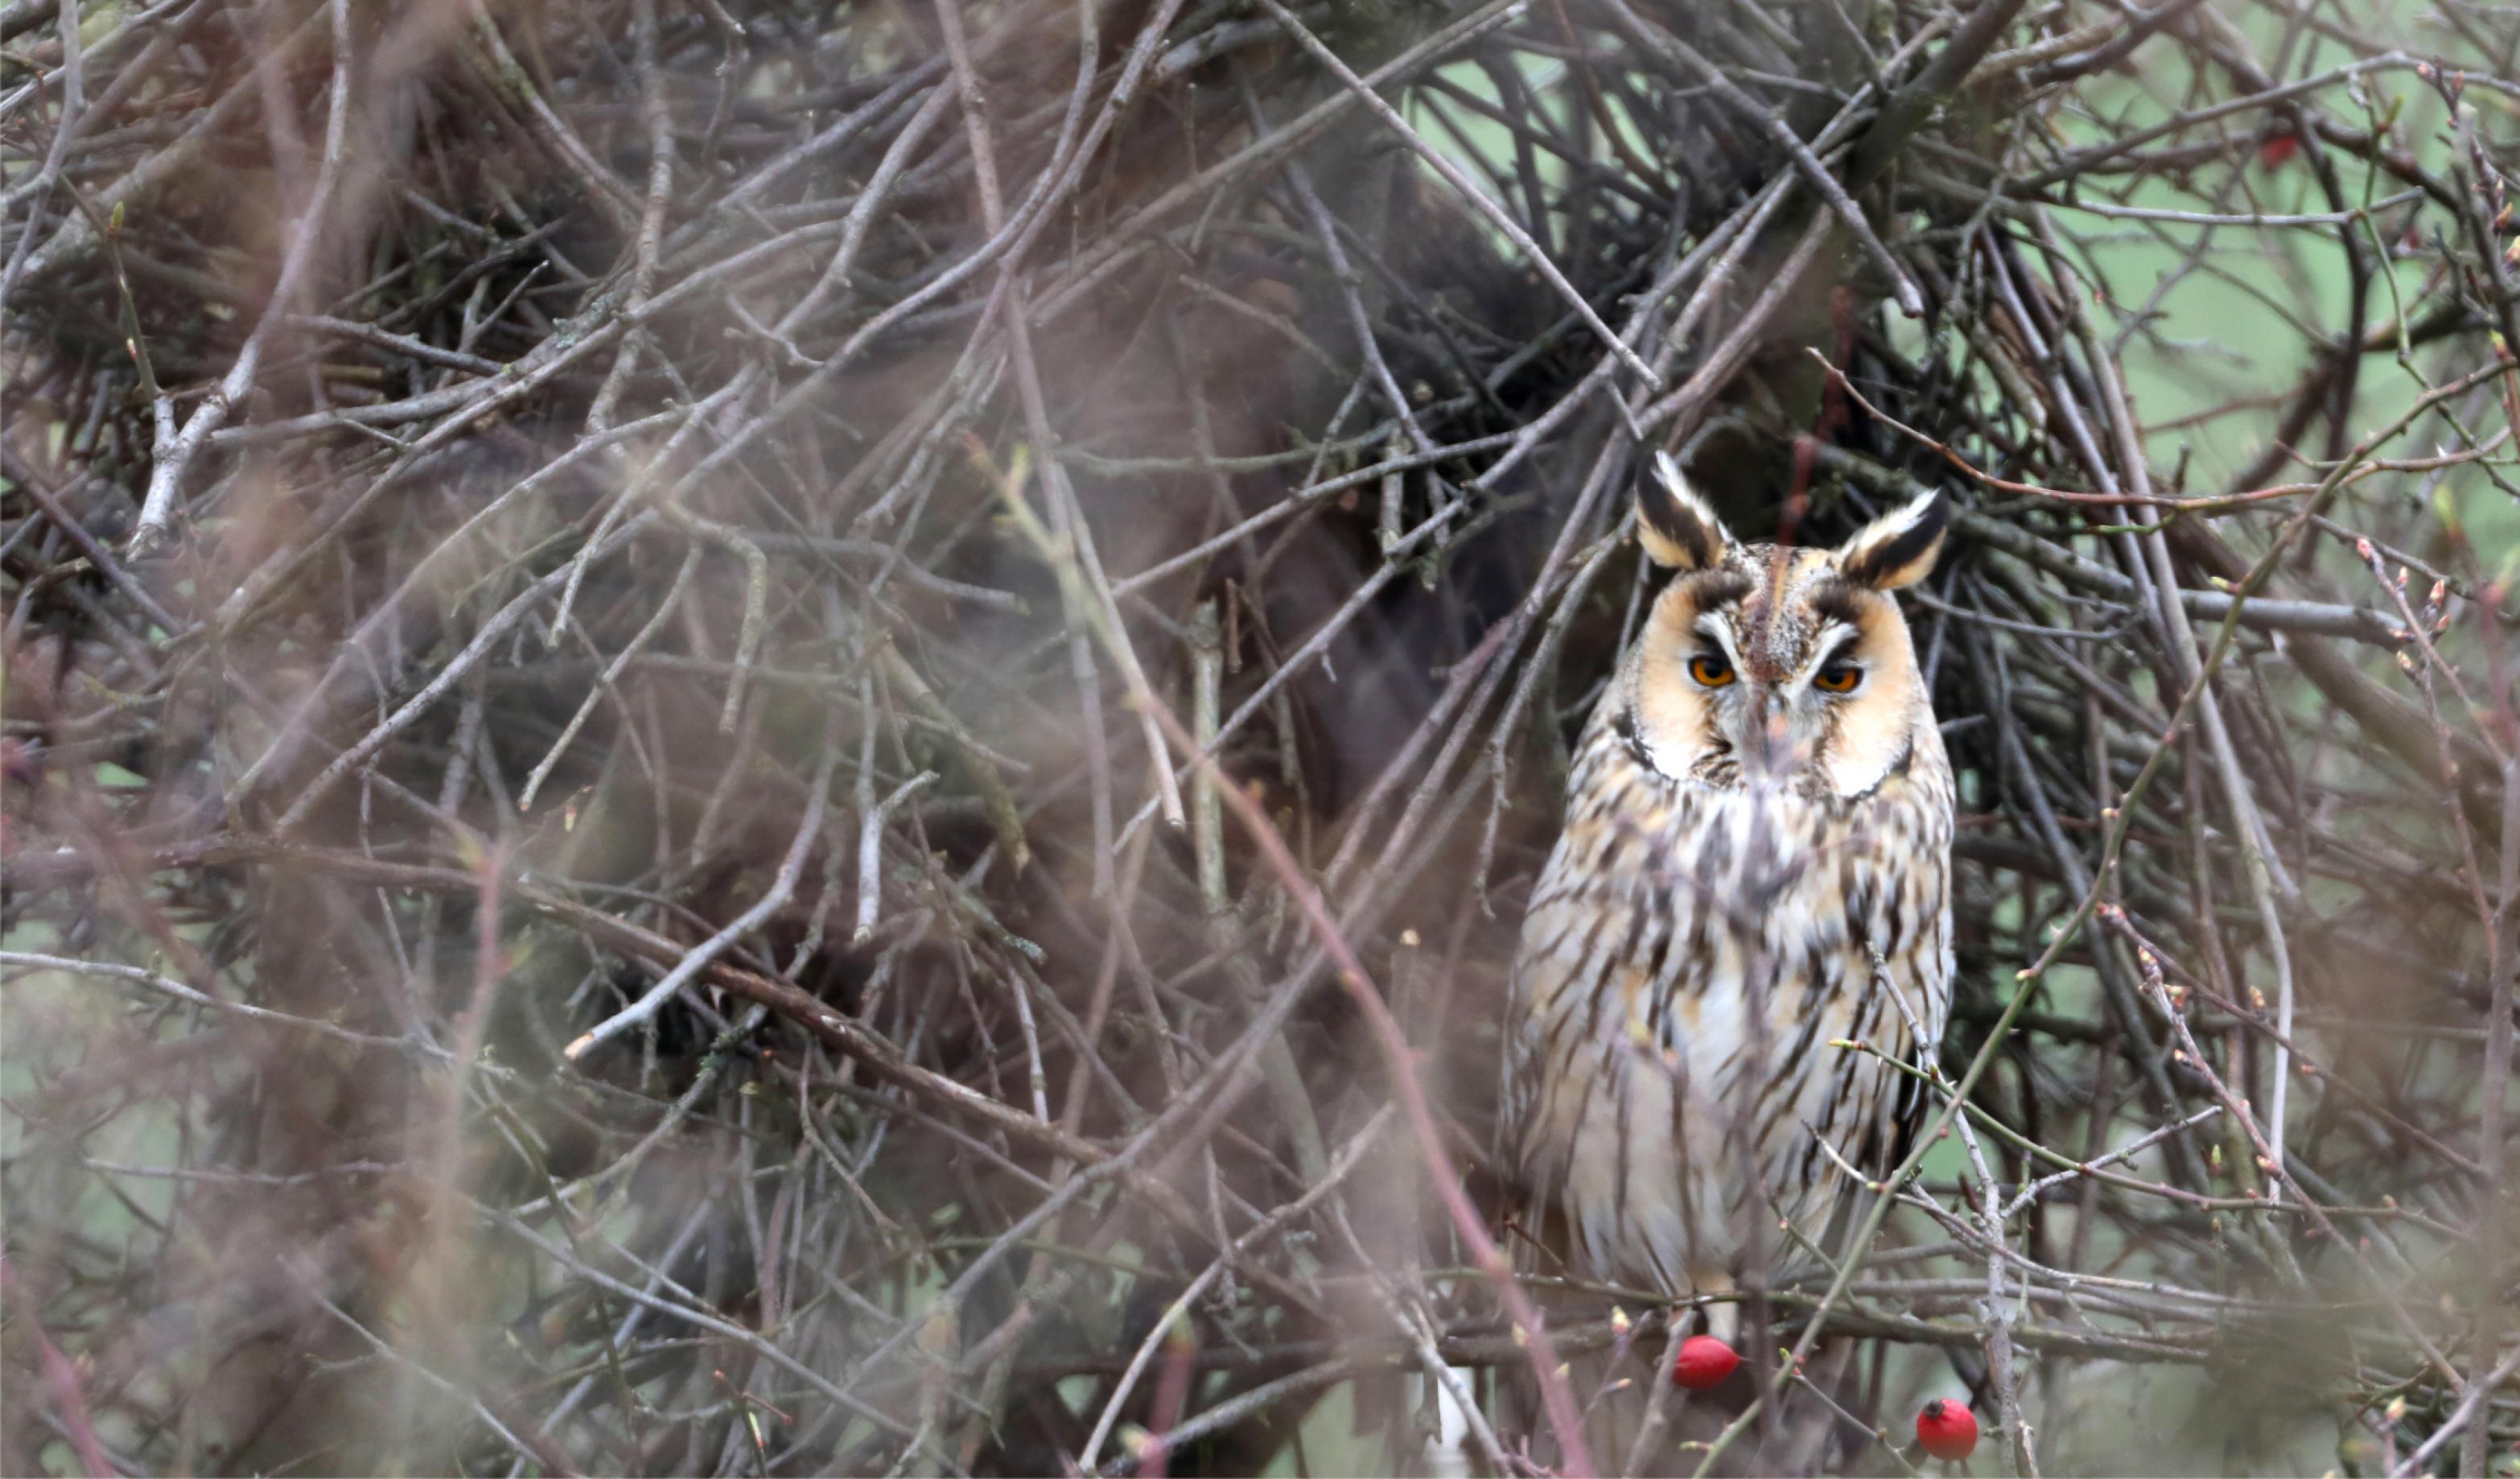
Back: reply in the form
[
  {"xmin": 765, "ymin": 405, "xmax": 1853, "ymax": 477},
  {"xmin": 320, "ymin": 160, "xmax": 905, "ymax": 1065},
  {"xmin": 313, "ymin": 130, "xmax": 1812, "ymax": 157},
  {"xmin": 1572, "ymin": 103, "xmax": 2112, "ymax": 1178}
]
[{"xmin": 1503, "ymin": 454, "xmax": 1955, "ymax": 1306}]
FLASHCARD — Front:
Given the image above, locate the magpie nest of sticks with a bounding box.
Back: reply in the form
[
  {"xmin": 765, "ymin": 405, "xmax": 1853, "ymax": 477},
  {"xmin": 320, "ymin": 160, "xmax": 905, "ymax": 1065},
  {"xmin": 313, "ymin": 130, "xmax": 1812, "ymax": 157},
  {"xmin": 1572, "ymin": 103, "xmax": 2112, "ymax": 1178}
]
[{"xmin": 6, "ymin": 0, "xmax": 2519, "ymax": 1473}]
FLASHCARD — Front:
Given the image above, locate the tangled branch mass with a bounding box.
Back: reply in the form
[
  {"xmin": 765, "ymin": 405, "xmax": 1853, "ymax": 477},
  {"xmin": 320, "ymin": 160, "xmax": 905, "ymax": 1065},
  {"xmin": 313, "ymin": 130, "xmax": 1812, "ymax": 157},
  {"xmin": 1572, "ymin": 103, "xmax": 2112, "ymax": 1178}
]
[{"xmin": 4, "ymin": 0, "xmax": 2518, "ymax": 1473}]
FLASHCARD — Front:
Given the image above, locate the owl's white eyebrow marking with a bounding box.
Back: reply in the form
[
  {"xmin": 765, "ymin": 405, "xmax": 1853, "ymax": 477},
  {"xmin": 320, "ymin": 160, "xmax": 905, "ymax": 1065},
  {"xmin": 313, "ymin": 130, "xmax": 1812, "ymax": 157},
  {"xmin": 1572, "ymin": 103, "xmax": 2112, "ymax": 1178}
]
[
  {"xmin": 1777, "ymin": 622, "xmax": 1861, "ymax": 702},
  {"xmin": 1812, "ymin": 622, "xmax": 1860, "ymax": 670}
]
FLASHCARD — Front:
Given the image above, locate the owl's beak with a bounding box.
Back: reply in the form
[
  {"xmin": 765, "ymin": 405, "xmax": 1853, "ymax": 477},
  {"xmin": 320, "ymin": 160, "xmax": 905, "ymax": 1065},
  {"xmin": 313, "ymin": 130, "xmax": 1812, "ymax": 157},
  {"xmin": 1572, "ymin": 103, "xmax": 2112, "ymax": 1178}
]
[{"xmin": 1740, "ymin": 685, "xmax": 1795, "ymax": 777}]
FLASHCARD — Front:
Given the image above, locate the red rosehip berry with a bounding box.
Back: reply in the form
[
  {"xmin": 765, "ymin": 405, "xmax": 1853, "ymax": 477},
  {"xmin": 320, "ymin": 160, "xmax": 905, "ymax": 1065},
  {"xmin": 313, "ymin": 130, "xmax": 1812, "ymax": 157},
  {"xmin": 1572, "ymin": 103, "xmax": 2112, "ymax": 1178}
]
[
  {"xmin": 1917, "ymin": 1399, "xmax": 1979, "ymax": 1461},
  {"xmin": 1670, "ymin": 1333, "xmax": 1738, "ymax": 1390},
  {"xmin": 2257, "ymin": 134, "xmax": 2302, "ymax": 170}
]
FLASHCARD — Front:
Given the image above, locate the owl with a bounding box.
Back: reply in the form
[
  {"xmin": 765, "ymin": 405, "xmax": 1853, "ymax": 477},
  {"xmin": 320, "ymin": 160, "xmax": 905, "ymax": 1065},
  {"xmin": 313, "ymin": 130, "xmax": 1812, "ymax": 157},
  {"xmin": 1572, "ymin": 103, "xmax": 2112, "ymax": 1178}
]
[{"xmin": 1502, "ymin": 453, "xmax": 1955, "ymax": 1311}]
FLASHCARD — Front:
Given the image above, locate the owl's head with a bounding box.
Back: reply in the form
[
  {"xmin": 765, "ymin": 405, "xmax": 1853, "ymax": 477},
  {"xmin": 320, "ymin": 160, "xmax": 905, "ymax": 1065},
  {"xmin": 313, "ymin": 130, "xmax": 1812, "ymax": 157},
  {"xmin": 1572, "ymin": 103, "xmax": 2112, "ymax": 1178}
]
[{"xmin": 1616, "ymin": 453, "xmax": 1950, "ymax": 799}]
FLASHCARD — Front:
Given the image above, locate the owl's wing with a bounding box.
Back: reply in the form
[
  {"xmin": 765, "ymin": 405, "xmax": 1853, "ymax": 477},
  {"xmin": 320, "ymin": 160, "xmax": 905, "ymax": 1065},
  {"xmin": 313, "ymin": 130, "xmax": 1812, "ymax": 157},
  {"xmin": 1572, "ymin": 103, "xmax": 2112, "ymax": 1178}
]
[{"xmin": 1497, "ymin": 875, "xmax": 1574, "ymax": 1186}]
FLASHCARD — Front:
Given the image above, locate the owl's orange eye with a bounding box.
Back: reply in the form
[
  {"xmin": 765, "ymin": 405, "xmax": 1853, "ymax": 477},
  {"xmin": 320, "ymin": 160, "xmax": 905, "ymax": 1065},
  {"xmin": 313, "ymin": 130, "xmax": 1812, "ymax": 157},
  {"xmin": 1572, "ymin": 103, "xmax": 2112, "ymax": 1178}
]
[
  {"xmin": 1814, "ymin": 663, "xmax": 1863, "ymax": 693},
  {"xmin": 1688, "ymin": 654, "xmax": 1735, "ymax": 688}
]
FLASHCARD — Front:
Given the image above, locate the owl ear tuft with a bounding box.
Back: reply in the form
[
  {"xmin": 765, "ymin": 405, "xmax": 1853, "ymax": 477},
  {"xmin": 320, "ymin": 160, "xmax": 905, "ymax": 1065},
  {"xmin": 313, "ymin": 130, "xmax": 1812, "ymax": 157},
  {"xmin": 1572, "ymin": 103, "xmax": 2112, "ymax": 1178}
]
[
  {"xmin": 1636, "ymin": 453, "xmax": 1729, "ymax": 571},
  {"xmin": 1836, "ymin": 488, "xmax": 1950, "ymax": 590}
]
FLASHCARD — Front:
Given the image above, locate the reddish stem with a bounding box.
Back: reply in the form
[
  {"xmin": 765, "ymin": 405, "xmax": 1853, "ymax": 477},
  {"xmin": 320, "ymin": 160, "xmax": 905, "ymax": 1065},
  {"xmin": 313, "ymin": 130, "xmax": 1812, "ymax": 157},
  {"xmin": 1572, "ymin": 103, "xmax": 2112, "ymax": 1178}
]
[{"xmin": 0, "ymin": 1255, "xmax": 114, "ymax": 1478}]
